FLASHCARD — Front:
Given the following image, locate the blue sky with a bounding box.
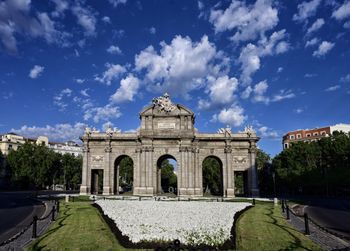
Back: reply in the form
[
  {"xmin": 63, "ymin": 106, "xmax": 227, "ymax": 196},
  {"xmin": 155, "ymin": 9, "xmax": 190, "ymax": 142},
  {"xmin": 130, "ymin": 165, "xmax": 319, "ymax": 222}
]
[{"xmin": 1, "ymin": 0, "xmax": 350, "ymax": 156}]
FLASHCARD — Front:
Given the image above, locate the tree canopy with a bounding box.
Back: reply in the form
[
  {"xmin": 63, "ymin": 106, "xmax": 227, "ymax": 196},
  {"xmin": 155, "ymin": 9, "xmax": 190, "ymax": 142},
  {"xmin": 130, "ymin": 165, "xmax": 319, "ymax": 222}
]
[
  {"xmin": 203, "ymin": 157, "xmax": 223, "ymax": 196},
  {"xmin": 6, "ymin": 142, "xmax": 82, "ymax": 190}
]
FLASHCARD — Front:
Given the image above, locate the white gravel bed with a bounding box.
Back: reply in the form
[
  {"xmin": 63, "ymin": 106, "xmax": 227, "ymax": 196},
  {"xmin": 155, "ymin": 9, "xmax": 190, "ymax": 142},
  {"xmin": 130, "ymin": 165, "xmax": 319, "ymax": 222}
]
[{"xmin": 96, "ymin": 199, "xmax": 250, "ymax": 247}]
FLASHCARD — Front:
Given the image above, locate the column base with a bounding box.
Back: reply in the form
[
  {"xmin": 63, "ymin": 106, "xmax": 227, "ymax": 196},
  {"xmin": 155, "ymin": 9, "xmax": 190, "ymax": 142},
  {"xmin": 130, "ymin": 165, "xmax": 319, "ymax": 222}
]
[
  {"xmin": 103, "ymin": 186, "xmax": 112, "ymax": 195},
  {"xmin": 80, "ymin": 186, "xmax": 89, "ymax": 195},
  {"xmin": 226, "ymin": 188, "xmax": 235, "ymax": 198},
  {"xmin": 133, "ymin": 187, "xmax": 155, "ymax": 196}
]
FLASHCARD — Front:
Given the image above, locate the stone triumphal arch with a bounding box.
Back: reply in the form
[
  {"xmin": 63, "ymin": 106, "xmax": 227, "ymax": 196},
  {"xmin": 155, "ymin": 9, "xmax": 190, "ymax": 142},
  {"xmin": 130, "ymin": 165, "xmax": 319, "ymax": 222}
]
[{"xmin": 80, "ymin": 93, "xmax": 259, "ymax": 197}]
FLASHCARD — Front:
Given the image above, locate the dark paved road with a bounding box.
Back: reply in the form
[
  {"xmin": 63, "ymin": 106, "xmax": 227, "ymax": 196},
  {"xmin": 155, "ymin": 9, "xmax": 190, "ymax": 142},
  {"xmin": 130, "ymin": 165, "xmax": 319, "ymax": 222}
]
[
  {"xmin": 305, "ymin": 205, "xmax": 350, "ymax": 239},
  {"xmin": 0, "ymin": 191, "xmax": 45, "ymax": 244}
]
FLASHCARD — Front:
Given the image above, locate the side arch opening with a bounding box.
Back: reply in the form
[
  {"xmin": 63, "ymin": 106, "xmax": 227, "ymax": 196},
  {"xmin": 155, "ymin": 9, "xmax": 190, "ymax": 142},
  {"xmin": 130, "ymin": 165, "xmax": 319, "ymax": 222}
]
[
  {"xmin": 114, "ymin": 155, "xmax": 133, "ymax": 195},
  {"xmin": 202, "ymin": 156, "xmax": 223, "ymax": 197}
]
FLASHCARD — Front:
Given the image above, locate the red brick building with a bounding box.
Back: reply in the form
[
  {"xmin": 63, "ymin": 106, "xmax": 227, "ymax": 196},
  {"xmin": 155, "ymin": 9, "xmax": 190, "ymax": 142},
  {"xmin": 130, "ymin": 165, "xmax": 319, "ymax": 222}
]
[{"xmin": 282, "ymin": 123, "xmax": 350, "ymax": 149}]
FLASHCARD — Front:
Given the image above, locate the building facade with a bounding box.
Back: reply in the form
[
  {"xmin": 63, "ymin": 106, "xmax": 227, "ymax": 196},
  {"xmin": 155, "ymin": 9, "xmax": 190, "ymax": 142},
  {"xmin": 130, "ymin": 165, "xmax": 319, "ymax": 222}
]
[
  {"xmin": 80, "ymin": 94, "xmax": 260, "ymax": 197},
  {"xmin": 282, "ymin": 123, "xmax": 350, "ymax": 149},
  {"xmin": 0, "ymin": 133, "xmax": 82, "ymax": 156}
]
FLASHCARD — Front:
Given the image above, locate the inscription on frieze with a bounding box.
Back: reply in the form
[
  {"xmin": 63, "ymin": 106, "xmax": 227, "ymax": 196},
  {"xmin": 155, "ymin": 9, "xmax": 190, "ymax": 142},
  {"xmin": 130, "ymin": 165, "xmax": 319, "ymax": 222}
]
[{"xmin": 157, "ymin": 122, "xmax": 176, "ymax": 129}]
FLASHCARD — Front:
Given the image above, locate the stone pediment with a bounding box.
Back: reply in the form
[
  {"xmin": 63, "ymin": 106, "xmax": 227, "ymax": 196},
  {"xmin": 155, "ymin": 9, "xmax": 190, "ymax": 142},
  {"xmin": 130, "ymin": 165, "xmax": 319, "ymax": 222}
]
[{"xmin": 139, "ymin": 93, "xmax": 194, "ymax": 117}]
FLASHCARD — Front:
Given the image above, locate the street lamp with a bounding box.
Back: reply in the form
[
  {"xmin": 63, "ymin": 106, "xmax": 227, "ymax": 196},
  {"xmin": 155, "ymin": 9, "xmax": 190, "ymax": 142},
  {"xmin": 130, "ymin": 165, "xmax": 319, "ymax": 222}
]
[{"xmin": 272, "ymin": 170, "xmax": 278, "ymax": 205}]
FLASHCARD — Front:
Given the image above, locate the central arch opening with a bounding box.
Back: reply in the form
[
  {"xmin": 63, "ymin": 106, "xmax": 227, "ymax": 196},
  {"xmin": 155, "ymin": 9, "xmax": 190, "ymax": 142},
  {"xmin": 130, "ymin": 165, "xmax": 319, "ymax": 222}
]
[
  {"xmin": 202, "ymin": 156, "xmax": 224, "ymax": 197},
  {"xmin": 114, "ymin": 155, "xmax": 133, "ymax": 195},
  {"xmin": 156, "ymin": 154, "xmax": 178, "ymax": 196}
]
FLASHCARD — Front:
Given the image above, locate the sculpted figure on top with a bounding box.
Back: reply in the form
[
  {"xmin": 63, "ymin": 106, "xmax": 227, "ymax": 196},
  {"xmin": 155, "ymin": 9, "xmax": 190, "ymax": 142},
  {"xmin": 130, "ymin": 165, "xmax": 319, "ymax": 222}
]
[{"xmin": 152, "ymin": 93, "xmax": 177, "ymax": 113}]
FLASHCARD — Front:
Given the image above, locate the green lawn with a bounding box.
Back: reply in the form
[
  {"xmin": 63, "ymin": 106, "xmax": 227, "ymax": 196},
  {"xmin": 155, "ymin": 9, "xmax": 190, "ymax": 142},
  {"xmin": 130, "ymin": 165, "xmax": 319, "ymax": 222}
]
[
  {"xmin": 27, "ymin": 200, "xmax": 323, "ymax": 251},
  {"xmin": 236, "ymin": 202, "xmax": 323, "ymax": 251},
  {"xmin": 27, "ymin": 201, "xmax": 142, "ymax": 251}
]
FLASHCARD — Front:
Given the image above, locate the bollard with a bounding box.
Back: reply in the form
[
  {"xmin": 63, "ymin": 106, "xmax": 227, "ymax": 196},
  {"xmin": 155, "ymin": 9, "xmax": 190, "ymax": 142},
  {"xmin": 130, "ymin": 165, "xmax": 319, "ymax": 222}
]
[
  {"xmin": 281, "ymin": 200, "xmax": 285, "ymax": 213},
  {"xmin": 65, "ymin": 195, "xmax": 69, "ymax": 203},
  {"xmin": 139, "ymin": 196, "xmax": 141, "ymax": 201},
  {"xmin": 72, "ymin": 196, "xmax": 74, "ymax": 202},
  {"xmin": 286, "ymin": 205, "xmax": 290, "ymax": 220},
  {"xmin": 51, "ymin": 206, "xmax": 56, "ymax": 221},
  {"xmin": 56, "ymin": 200, "xmax": 60, "ymax": 213},
  {"xmin": 32, "ymin": 216, "xmax": 38, "ymax": 239},
  {"xmin": 252, "ymin": 198, "xmax": 256, "ymax": 205},
  {"xmin": 304, "ymin": 213, "xmax": 310, "ymax": 235}
]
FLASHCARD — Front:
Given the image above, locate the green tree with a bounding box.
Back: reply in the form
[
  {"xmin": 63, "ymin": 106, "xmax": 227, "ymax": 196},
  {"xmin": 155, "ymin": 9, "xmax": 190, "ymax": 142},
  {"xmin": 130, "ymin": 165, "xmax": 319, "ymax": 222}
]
[
  {"xmin": 202, "ymin": 157, "xmax": 222, "ymax": 196},
  {"xmin": 272, "ymin": 131, "xmax": 350, "ymax": 196},
  {"xmin": 119, "ymin": 156, "xmax": 133, "ymax": 189},
  {"xmin": 160, "ymin": 159, "xmax": 177, "ymax": 191}
]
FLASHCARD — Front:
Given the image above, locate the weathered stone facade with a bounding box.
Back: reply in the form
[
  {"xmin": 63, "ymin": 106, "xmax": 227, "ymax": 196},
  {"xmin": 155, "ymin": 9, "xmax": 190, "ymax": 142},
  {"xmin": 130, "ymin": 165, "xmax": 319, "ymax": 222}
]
[{"xmin": 80, "ymin": 94, "xmax": 259, "ymax": 197}]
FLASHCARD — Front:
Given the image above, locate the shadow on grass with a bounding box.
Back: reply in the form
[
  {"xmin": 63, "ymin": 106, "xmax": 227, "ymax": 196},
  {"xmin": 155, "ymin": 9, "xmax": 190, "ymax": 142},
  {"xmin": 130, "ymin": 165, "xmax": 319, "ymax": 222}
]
[
  {"xmin": 29, "ymin": 204, "xmax": 72, "ymax": 251},
  {"xmin": 264, "ymin": 205, "xmax": 315, "ymax": 251}
]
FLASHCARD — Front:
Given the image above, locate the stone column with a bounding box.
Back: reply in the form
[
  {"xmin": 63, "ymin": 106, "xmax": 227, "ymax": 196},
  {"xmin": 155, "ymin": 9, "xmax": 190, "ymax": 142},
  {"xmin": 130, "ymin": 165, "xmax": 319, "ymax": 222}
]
[
  {"xmin": 103, "ymin": 140, "xmax": 112, "ymax": 195},
  {"xmin": 80, "ymin": 140, "xmax": 89, "ymax": 195},
  {"xmin": 225, "ymin": 145, "xmax": 235, "ymax": 197},
  {"xmin": 192, "ymin": 147, "xmax": 201, "ymax": 196},
  {"xmin": 249, "ymin": 142, "xmax": 259, "ymax": 197},
  {"xmin": 157, "ymin": 168, "xmax": 162, "ymax": 193}
]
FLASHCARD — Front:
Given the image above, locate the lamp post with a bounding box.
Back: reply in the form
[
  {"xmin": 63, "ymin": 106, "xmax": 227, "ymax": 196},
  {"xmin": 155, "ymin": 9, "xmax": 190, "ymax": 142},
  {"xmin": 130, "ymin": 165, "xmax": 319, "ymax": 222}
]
[{"xmin": 272, "ymin": 170, "xmax": 278, "ymax": 205}]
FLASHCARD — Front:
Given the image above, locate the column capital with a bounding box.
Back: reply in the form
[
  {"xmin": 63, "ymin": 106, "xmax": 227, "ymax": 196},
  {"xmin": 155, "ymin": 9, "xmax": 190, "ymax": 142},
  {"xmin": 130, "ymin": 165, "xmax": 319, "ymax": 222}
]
[{"xmin": 224, "ymin": 146, "xmax": 232, "ymax": 153}]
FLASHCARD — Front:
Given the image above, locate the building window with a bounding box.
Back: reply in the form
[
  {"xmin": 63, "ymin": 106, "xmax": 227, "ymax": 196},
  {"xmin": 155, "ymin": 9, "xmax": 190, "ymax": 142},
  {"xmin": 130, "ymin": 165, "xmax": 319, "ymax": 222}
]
[
  {"xmin": 284, "ymin": 143, "xmax": 288, "ymax": 149},
  {"xmin": 313, "ymin": 132, "xmax": 319, "ymax": 136},
  {"xmin": 320, "ymin": 131, "xmax": 326, "ymax": 136},
  {"xmin": 306, "ymin": 133, "xmax": 311, "ymax": 137},
  {"xmin": 296, "ymin": 134, "xmax": 301, "ymax": 139},
  {"xmin": 290, "ymin": 135, "xmax": 295, "ymax": 140},
  {"xmin": 8, "ymin": 144, "xmax": 13, "ymax": 150}
]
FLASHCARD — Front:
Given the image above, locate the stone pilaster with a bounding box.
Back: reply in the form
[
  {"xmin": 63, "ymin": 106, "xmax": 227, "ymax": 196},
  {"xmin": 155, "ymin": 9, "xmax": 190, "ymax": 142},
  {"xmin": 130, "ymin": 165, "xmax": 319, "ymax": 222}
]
[
  {"xmin": 225, "ymin": 145, "xmax": 235, "ymax": 197},
  {"xmin": 249, "ymin": 142, "xmax": 259, "ymax": 197},
  {"xmin": 80, "ymin": 141, "xmax": 89, "ymax": 195},
  {"xmin": 103, "ymin": 140, "xmax": 112, "ymax": 195}
]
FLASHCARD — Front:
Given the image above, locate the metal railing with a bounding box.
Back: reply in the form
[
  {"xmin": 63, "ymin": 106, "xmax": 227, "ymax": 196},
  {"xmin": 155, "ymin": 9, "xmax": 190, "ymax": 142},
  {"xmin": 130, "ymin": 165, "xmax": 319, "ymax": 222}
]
[
  {"xmin": 0, "ymin": 200, "xmax": 60, "ymax": 247},
  {"xmin": 281, "ymin": 199, "xmax": 349, "ymax": 240}
]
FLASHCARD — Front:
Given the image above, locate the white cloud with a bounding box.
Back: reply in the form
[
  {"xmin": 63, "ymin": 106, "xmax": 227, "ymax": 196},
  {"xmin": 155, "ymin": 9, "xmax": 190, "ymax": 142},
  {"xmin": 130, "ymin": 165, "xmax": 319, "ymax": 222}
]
[
  {"xmin": 29, "ymin": 65, "xmax": 45, "ymax": 79},
  {"xmin": 110, "ymin": 74, "xmax": 140, "ymax": 103},
  {"xmin": 304, "ymin": 73, "xmax": 317, "ymax": 78},
  {"xmin": 277, "ymin": 67, "xmax": 283, "ymax": 73},
  {"xmin": 305, "ymin": 37, "xmax": 319, "ymax": 47},
  {"xmin": 294, "ymin": 108, "xmax": 304, "ymax": 114},
  {"xmin": 149, "ymin": 27, "xmax": 156, "ymax": 34},
  {"xmin": 71, "ymin": 4, "xmax": 97, "ymax": 36},
  {"xmin": 80, "ymin": 89, "xmax": 89, "ymax": 97},
  {"xmin": 107, "ymin": 45, "xmax": 122, "ymax": 54},
  {"xmin": 239, "ymin": 29, "xmax": 289, "ymax": 85},
  {"xmin": 344, "ymin": 20, "xmax": 350, "ymax": 28},
  {"xmin": 51, "ymin": 0, "xmax": 69, "ymax": 17},
  {"xmin": 271, "ymin": 89, "xmax": 295, "ymax": 102},
  {"xmin": 135, "ymin": 35, "xmax": 228, "ymax": 98},
  {"xmin": 208, "ymin": 76, "xmax": 238, "ymax": 105},
  {"xmin": 340, "ymin": 74, "xmax": 350, "ymax": 82},
  {"xmin": 332, "ymin": 2, "xmax": 350, "ymax": 20},
  {"xmin": 293, "ymin": 0, "xmax": 322, "ymax": 22},
  {"xmin": 11, "ymin": 122, "xmax": 86, "ymax": 142},
  {"xmin": 211, "ymin": 105, "xmax": 247, "ymax": 127},
  {"xmin": 209, "ymin": 0, "xmax": 278, "ymax": 43},
  {"xmin": 325, "ymin": 85, "xmax": 341, "ymax": 91},
  {"xmin": 0, "ymin": 1, "xmax": 69, "ymax": 53},
  {"xmin": 108, "ymin": 0, "xmax": 127, "ymax": 8},
  {"xmin": 258, "ymin": 126, "xmax": 278, "ymax": 139},
  {"xmin": 313, "ymin": 41, "xmax": 335, "ymax": 57},
  {"xmin": 102, "ymin": 16, "xmax": 111, "ymax": 23},
  {"xmin": 53, "ymin": 88, "xmax": 72, "ymax": 111},
  {"xmin": 84, "ymin": 104, "xmax": 122, "ymax": 123},
  {"xmin": 198, "ymin": 75, "xmax": 238, "ymax": 109},
  {"xmin": 241, "ymin": 86, "xmax": 252, "ymax": 99},
  {"xmin": 95, "ymin": 63, "xmax": 126, "ymax": 85},
  {"xmin": 306, "ymin": 18, "xmax": 325, "ymax": 34},
  {"xmin": 252, "ymin": 80, "xmax": 269, "ymax": 104},
  {"xmin": 75, "ymin": 78, "xmax": 85, "ymax": 84}
]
